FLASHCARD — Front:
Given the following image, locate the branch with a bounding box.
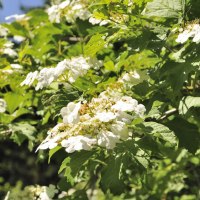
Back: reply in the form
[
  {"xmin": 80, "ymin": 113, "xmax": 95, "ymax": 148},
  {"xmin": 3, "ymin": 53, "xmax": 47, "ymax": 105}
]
[{"xmin": 158, "ymin": 108, "xmax": 178, "ymax": 121}]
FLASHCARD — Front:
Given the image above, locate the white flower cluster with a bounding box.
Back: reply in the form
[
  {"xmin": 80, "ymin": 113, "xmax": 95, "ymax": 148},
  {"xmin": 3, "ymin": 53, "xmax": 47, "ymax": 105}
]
[
  {"xmin": 0, "ymin": 98, "xmax": 7, "ymax": 113},
  {"xmin": 0, "ymin": 64, "xmax": 23, "ymax": 75},
  {"xmin": 120, "ymin": 70, "xmax": 140, "ymax": 83},
  {"xmin": 1, "ymin": 41, "xmax": 17, "ymax": 57},
  {"xmin": 127, "ymin": 0, "xmax": 134, "ymax": 6},
  {"xmin": 47, "ymin": 0, "xmax": 91, "ymax": 23},
  {"xmin": 37, "ymin": 84, "xmax": 146, "ymax": 153},
  {"xmin": 88, "ymin": 0, "xmax": 133, "ymax": 26},
  {"xmin": 0, "ymin": 25, "xmax": 8, "ymax": 37},
  {"xmin": 39, "ymin": 185, "xmax": 58, "ymax": 200},
  {"xmin": 88, "ymin": 12, "xmax": 129, "ymax": 27},
  {"xmin": 21, "ymin": 56, "xmax": 102, "ymax": 90},
  {"xmin": 10, "ymin": 63, "xmax": 23, "ymax": 69},
  {"xmin": 89, "ymin": 17, "xmax": 109, "ymax": 26},
  {"xmin": 20, "ymin": 184, "xmax": 58, "ymax": 200},
  {"xmin": 13, "ymin": 35, "xmax": 26, "ymax": 43},
  {"xmin": 176, "ymin": 24, "xmax": 200, "ymax": 44},
  {"xmin": 5, "ymin": 14, "xmax": 30, "ymax": 22}
]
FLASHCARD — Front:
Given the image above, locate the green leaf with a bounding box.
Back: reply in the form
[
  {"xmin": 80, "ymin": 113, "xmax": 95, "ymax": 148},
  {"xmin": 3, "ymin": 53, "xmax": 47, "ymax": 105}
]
[
  {"xmin": 141, "ymin": 122, "xmax": 178, "ymax": 146},
  {"xmin": 57, "ymin": 178, "xmax": 71, "ymax": 191},
  {"xmin": 48, "ymin": 146, "xmax": 62, "ymax": 163},
  {"xmin": 100, "ymin": 155, "xmax": 126, "ymax": 194},
  {"xmin": 86, "ymin": 26, "xmax": 107, "ymax": 36},
  {"xmin": 58, "ymin": 157, "xmax": 71, "ymax": 174},
  {"xmin": 27, "ymin": 9, "xmax": 48, "ymax": 25},
  {"xmin": 10, "ymin": 123, "xmax": 36, "ymax": 145},
  {"xmin": 179, "ymin": 96, "xmax": 200, "ymax": 115},
  {"xmin": 0, "ymin": 113, "xmax": 15, "ymax": 124},
  {"xmin": 135, "ymin": 149, "xmax": 149, "ymax": 168},
  {"xmin": 68, "ymin": 151, "xmax": 94, "ymax": 176},
  {"xmin": 166, "ymin": 118, "xmax": 200, "ymax": 153},
  {"xmin": 143, "ymin": 0, "xmax": 183, "ymax": 18},
  {"xmin": 104, "ymin": 60, "xmax": 115, "ymax": 72},
  {"xmin": 160, "ymin": 61, "xmax": 195, "ymax": 92},
  {"xmin": 4, "ymin": 92, "xmax": 24, "ymax": 114},
  {"xmin": 59, "ymin": 151, "xmax": 94, "ymax": 185},
  {"xmin": 137, "ymin": 135, "xmax": 160, "ymax": 152},
  {"xmin": 124, "ymin": 50, "xmax": 161, "ymax": 70},
  {"xmin": 73, "ymin": 77, "xmax": 96, "ymax": 91},
  {"xmin": 84, "ymin": 34, "xmax": 106, "ymax": 57},
  {"xmin": 4, "ymin": 22, "xmax": 29, "ymax": 37},
  {"xmin": 11, "ymin": 108, "xmax": 31, "ymax": 119}
]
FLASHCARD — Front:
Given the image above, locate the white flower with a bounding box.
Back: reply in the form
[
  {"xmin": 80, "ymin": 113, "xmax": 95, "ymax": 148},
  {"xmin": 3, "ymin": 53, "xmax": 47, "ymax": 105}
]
[
  {"xmin": 89, "ymin": 17, "xmax": 101, "ymax": 25},
  {"xmin": 5, "ymin": 14, "xmax": 30, "ymax": 21},
  {"xmin": 54, "ymin": 59, "xmax": 68, "ymax": 76},
  {"xmin": 39, "ymin": 191, "xmax": 51, "ymax": 200},
  {"xmin": 2, "ymin": 42, "xmax": 17, "ymax": 57},
  {"xmin": 3, "ymin": 48, "xmax": 17, "ymax": 57},
  {"xmin": 97, "ymin": 131, "xmax": 119, "ymax": 149},
  {"xmin": 71, "ymin": 2, "xmax": 91, "ymax": 21},
  {"xmin": 0, "ymin": 25, "xmax": 8, "ymax": 37},
  {"xmin": 36, "ymin": 123, "xmax": 67, "ymax": 152},
  {"xmin": 121, "ymin": 70, "xmax": 140, "ymax": 82},
  {"xmin": 88, "ymin": 57, "xmax": 103, "ymax": 70},
  {"xmin": 110, "ymin": 121, "xmax": 129, "ymax": 140},
  {"xmin": 3, "ymin": 41, "xmax": 13, "ymax": 48},
  {"xmin": 176, "ymin": 30, "xmax": 191, "ymax": 44},
  {"xmin": 61, "ymin": 102, "xmax": 81, "ymax": 124},
  {"xmin": 48, "ymin": 123, "xmax": 65, "ymax": 135},
  {"xmin": 35, "ymin": 60, "xmax": 68, "ymax": 90},
  {"xmin": 13, "ymin": 35, "xmax": 25, "ymax": 43},
  {"xmin": 35, "ymin": 68, "xmax": 57, "ymax": 90},
  {"xmin": 36, "ymin": 136, "xmax": 59, "ymax": 151},
  {"xmin": 61, "ymin": 135, "xmax": 97, "ymax": 153},
  {"xmin": 112, "ymin": 96, "xmax": 138, "ymax": 112},
  {"xmin": 89, "ymin": 17, "xmax": 109, "ymax": 26},
  {"xmin": 135, "ymin": 104, "xmax": 146, "ymax": 117},
  {"xmin": 72, "ymin": 57, "xmax": 91, "ymax": 70},
  {"xmin": 1, "ymin": 69, "xmax": 13, "ymax": 74},
  {"xmin": 39, "ymin": 185, "xmax": 58, "ymax": 200},
  {"xmin": 176, "ymin": 24, "xmax": 200, "ymax": 44},
  {"xmin": 67, "ymin": 56, "xmax": 91, "ymax": 83},
  {"xmin": 47, "ymin": 5, "xmax": 61, "ymax": 23},
  {"xmin": 0, "ymin": 99, "xmax": 7, "ymax": 113},
  {"xmin": 95, "ymin": 111, "xmax": 116, "ymax": 122},
  {"xmin": 192, "ymin": 24, "xmax": 200, "ymax": 43},
  {"xmin": 21, "ymin": 56, "xmax": 98, "ymax": 90},
  {"xmin": 79, "ymin": 11, "xmax": 91, "ymax": 21},
  {"xmin": 128, "ymin": 0, "xmax": 134, "ymax": 6},
  {"xmin": 47, "ymin": 0, "xmax": 91, "ymax": 23},
  {"xmin": 58, "ymin": 191, "xmax": 68, "ymax": 199},
  {"xmin": 10, "ymin": 64, "xmax": 23, "ymax": 69},
  {"xmin": 38, "ymin": 83, "xmax": 146, "ymax": 152},
  {"xmin": 59, "ymin": 0, "xmax": 70, "ymax": 9},
  {"xmin": 116, "ymin": 111, "xmax": 134, "ymax": 124},
  {"xmin": 100, "ymin": 20, "xmax": 109, "ymax": 26},
  {"xmin": 20, "ymin": 71, "xmax": 39, "ymax": 86}
]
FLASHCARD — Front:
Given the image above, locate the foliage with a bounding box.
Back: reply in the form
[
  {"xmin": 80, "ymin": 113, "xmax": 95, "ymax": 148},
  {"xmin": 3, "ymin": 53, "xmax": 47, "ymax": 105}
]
[{"xmin": 0, "ymin": 0, "xmax": 200, "ymax": 199}]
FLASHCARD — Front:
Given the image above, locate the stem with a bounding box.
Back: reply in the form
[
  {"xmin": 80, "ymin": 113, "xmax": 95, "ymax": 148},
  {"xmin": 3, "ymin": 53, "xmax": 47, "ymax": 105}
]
[
  {"xmin": 158, "ymin": 108, "xmax": 178, "ymax": 121},
  {"xmin": 66, "ymin": 81, "xmax": 80, "ymax": 91},
  {"xmin": 192, "ymin": 71, "xmax": 198, "ymax": 95},
  {"xmin": 74, "ymin": 23, "xmax": 84, "ymax": 55},
  {"xmin": 58, "ymin": 40, "xmax": 62, "ymax": 55}
]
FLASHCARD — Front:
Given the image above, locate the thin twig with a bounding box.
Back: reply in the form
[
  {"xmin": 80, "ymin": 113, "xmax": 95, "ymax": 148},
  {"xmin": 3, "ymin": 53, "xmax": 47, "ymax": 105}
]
[{"xmin": 159, "ymin": 108, "xmax": 178, "ymax": 121}]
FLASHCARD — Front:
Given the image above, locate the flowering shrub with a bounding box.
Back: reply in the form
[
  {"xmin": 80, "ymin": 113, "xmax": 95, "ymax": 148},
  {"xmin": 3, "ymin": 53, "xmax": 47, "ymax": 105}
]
[
  {"xmin": 37, "ymin": 82, "xmax": 146, "ymax": 152},
  {"xmin": 0, "ymin": 0, "xmax": 200, "ymax": 199}
]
